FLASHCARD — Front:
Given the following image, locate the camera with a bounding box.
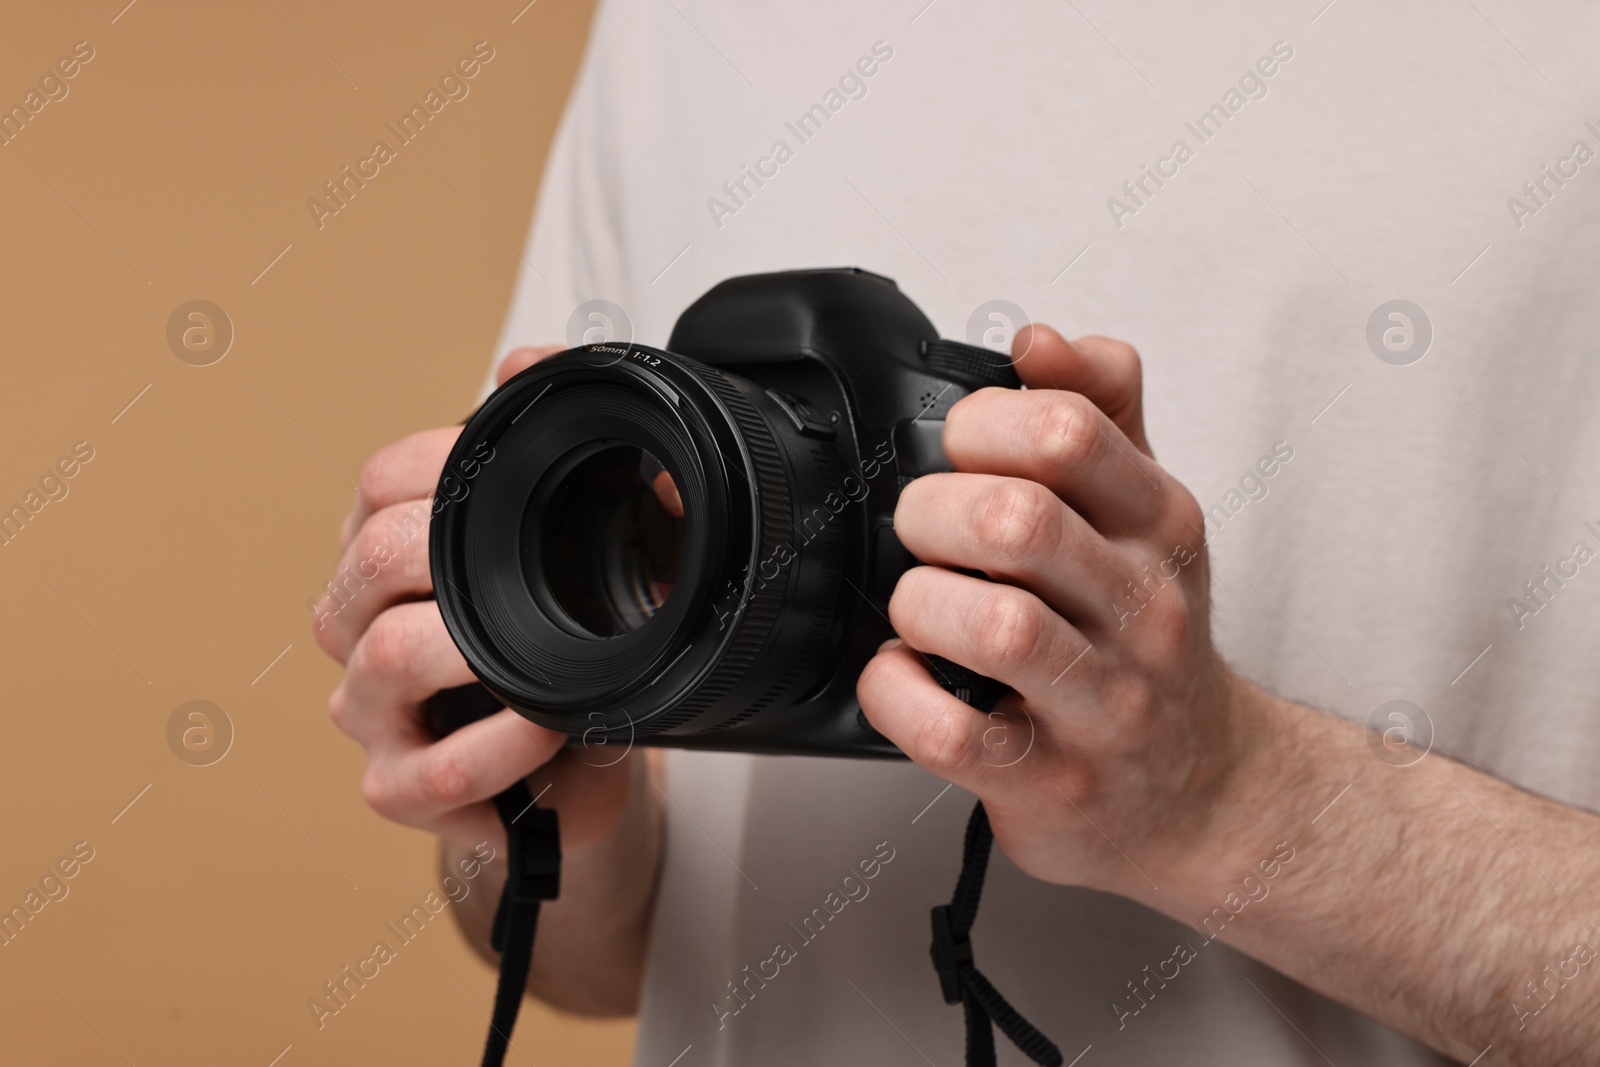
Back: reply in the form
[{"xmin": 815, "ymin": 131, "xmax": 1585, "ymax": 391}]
[{"xmin": 428, "ymin": 268, "xmax": 1020, "ymax": 758}]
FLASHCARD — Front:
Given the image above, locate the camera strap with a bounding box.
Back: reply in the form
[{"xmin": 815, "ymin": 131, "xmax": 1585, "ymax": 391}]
[
  {"xmin": 478, "ymin": 780, "xmax": 561, "ymax": 1067},
  {"xmin": 920, "ymin": 654, "xmax": 1063, "ymax": 1067},
  {"xmin": 440, "ymin": 664, "xmax": 1060, "ymax": 1067},
  {"xmin": 476, "ymin": 792, "xmax": 1060, "ymax": 1067},
  {"xmin": 932, "ymin": 801, "xmax": 1064, "ymax": 1067},
  {"xmin": 422, "ymin": 684, "xmax": 562, "ymax": 1067},
  {"xmin": 473, "ymin": 782, "xmax": 1061, "ymax": 1067}
]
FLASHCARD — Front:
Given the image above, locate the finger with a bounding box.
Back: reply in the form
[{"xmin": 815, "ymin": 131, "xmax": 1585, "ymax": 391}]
[
  {"xmin": 895, "ymin": 473, "xmax": 1130, "ymax": 626},
  {"xmin": 652, "ymin": 469, "xmax": 684, "ymax": 518},
  {"xmin": 858, "ymin": 643, "xmax": 1027, "ymax": 790},
  {"xmin": 363, "ymin": 707, "xmax": 566, "ymax": 831},
  {"xmin": 417, "ymin": 741, "xmax": 638, "ymax": 852},
  {"xmin": 889, "ymin": 566, "xmax": 1096, "ymax": 705},
  {"xmin": 314, "ymin": 500, "xmax": 436, "ymax": 665},
  {"xmin": 945, "ymin": 387, "xmax": 1171, "ymax": 536},
  {"xmin": 495, "ymin": 344, "xmax": 566, "ymax": 386},
  {"xmin": 331, "ymin": 601, "xmax": 478, "ymax": 746},
  {"xmin": 428, "ymin": 800, "xmax": 507, "ymax": 851},
  {"xmin": 1011, "ymin": 325, "xmax": 1149, "ymax": 455},
  {"xmin": 343, "ymin": 426, "xmax": 463, "ymax": 551}
]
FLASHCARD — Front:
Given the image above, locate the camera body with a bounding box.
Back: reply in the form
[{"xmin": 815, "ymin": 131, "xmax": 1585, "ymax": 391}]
[{"xmin": 430, "ymin": 268, "xmax": 1018, "ymax": 758}]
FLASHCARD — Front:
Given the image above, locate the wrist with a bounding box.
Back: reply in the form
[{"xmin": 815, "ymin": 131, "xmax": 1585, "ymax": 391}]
[{"xmin": 1139, "ymin": 669, "xmax": 1339, "ymax": 917}]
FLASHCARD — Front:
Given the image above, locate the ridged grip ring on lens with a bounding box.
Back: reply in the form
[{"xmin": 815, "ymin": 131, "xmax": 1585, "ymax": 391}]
[{"xmin": 635, "ymin": 359, "xmax": 795, "ymax": 734}]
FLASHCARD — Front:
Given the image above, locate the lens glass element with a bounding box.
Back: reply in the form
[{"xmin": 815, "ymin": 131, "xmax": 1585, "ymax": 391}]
[{"xmin": 532, "ymin": 444, "xmax": 685, "ymax": 637}]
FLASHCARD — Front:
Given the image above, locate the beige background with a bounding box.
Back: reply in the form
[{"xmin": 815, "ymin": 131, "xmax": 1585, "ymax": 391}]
[{"xmin": 0, "ymin": 2, "xmax": 634, "ymax": 1064}]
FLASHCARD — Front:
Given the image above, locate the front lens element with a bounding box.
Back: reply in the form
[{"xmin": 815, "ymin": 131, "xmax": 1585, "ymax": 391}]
[{"xmin": 533, "ymin": 445, "xmax": 685, "ymax": 637}]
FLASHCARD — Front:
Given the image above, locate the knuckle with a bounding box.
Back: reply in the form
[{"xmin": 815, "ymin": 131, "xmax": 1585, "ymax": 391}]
[
  {"xmin": 974, "ymin": 480, "xmax": 1057, "ymax": 564},
  {"xmin": 311, "ymin": 606, "xmax": 344, "ymax": 658},
  {"xmin": 1145, "ymin": 587, "xmax": 1191, "ymax": 645},
  {"xmin": 1103, "ymin": 673, "xmax": 1159, "ymax": 737},
  {"xmin": 1034, "ymin": 393, "xmax": 1101, "ymax": 472},
  {"xmin": 1177, "ymin": 495, "xmax": 1203, "ymax": 543},
  {"xmin": 419, "ymin": 746, "xmax": 473, "ymax": 808},
  {"xmin": 353, "ymin": 508, "xmax": 422, "ymax": 584},
  {"xmin": 389, "ymin": 503, "xmax": 435, "ymax": 578},
  {"xmin": 399, "ymin": 528, "xmax": 430, "ymax": 585},
  {"xmin": 348, "ymin": 522, "xmax": 385, "ymax": 580},
  {"xmin": 1167, "ymin": 488, "xmax": 1206, "ymax": 542},
  {"xmin": 361, "ymin": 766, "xmax": 401, "ymax": 821},
  {"xmin": 327, "ymin": 685, "xmax": 352, "ymax": 735},
  {"xmin": 911, "ymin": 708, "xmax": 975, "ymax": 777},
  {"xmin": 357, "ymin": 610, "xmax": 417, "ymax": 678},
  {"xmin": 357, "ymin": 447, "xmax": 394, "ymax": 511},
  {"xmin": 1051, "ymin": 764, "xmax": 1095, "ymax": 807},
  {"xmin": 973, "ymin": 588, "xmax": 1044, "ymax": 671}
]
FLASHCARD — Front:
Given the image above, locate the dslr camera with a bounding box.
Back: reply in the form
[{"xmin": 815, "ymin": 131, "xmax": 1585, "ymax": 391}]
[{"xmin": 429, "ymin": 268, "xmax": 1021, "ymax": 757}]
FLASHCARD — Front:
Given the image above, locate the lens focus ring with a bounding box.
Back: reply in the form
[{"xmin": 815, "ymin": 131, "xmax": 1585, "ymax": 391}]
[{"xmin": 638, "ymin": 360, "xmax": 794, "ymax": 733}]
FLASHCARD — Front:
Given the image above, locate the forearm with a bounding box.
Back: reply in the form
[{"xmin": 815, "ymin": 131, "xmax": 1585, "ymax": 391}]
[
  {"xmin": 1146, "ymin": 674, "xmax": 1600, "ymax": 1065},
  {"xmin": 444, "ymin": 751, "xmax": 665, "ymax": 1016}
]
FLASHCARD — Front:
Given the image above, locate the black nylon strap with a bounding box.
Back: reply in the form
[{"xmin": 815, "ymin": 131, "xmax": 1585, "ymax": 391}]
[
  {"xmin": 479, "ymin": 780, "xmax": 561, "ymax": 1067},
  {"xmin": 421, "ymin": 685, "xmax": 562, "ymax": 1067},
  {"xmin": 433, "ymin": 616, "xmax": 1041, "ymax": 1066},
  {"xmin": 931, "ymin": 802, "xmax": 1064, "ymax": 1067}
]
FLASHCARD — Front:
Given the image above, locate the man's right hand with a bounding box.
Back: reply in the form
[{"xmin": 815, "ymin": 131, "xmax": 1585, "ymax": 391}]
[
  {"xmin": 313, "ymin": 345, "xmax": 635, "ymax": 853},
  {"xmin": 314, "ymin": 343, "xmax": 665, "ymax": 1014}
]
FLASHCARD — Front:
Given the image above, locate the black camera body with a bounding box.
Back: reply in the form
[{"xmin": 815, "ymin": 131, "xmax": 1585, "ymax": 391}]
[{"xmin": 430, "ymin": 268, "xmax": 1018, "ymax": 758}]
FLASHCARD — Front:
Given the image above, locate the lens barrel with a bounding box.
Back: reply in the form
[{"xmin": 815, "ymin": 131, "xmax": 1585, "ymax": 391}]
[{"xmin": 431, "ymin": 345, "xmax": 851, "ymax": 742}]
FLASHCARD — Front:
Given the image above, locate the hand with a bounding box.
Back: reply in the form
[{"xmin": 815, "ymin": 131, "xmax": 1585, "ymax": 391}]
[
  {"xmin": 860, "ymin": 328, "xmax": 1600, "ymax": 1067},
  {"xmin": 858, "ymin": 325, "xmax": 1263, "ymax": 896},
  {"xmin": 315, "ymin": 345, "xmax": 634, "ymax": 852}
]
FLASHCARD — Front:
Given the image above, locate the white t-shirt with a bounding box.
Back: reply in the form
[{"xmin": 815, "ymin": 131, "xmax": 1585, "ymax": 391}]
[{"xmin": 492, "ymin": 2, "xmax": 1600, "ymax": 1063}]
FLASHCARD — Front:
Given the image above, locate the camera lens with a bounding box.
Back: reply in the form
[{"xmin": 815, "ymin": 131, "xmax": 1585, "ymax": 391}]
[
  {"xmin": 431, "ymin": 345, "xmax": 858, "ymax": 742},
  {"xmin": 533, "ymin": 445, "xmax": 684, "ymax": 638}
]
